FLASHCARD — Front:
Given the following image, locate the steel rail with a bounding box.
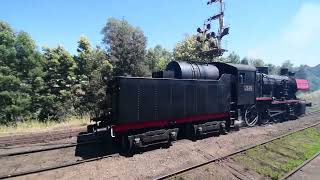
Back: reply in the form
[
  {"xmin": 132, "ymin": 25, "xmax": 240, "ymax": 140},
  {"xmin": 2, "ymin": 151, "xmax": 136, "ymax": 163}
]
[
  {"xmin": 0, "ymin": 139, "xmax": 100, "ymax": 158},
  {"xmin": 0, "ymin": 153, "xmax": 119, "ymax": 179},
  {"xmin": 0, "ymin": 132, "xmax": 95, "ymax": 150},
  {"xmin": 0, "ymin": 127, "xmax": 88, "ymax": 147}
]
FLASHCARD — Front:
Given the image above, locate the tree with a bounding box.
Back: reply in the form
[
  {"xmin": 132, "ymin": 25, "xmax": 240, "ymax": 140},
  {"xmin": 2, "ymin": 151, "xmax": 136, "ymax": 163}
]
[
  {"xmin": 40, "ymin": 46, "xmax": 77, "ymax": 120},
  {"xmin": 101, "ymin": 18, "xmax": 148, "ymax": 76},
  {"xmin": 145, "ymin": 45, "xmax": 172, "ymax": 72},
  {"xmin": 84, "ymin": 48, "xmax": 113, "ymax": 116},
  {"xmin": 225, "ymin": 52, "xmax": 240, "ymax": 64},
  {"xmin": 281, "ymin": 60, "xmax": 294, "ymax": 70},
  {"xmin": 173, "ymin": 35, "xmax": 227, "ymax": 63},
  {"xmin": 295, "ymin": 65, "xmax": 308, "ymax": 79},
  {"xmin": 265, "ymin": 63, "xmax": 279, "ymax": 75},
  {"xmin": 240, "ymin": 57, "xmax": 249, "ymax": 65},
  {"xmin": 14, "ymin": 32, "xmax": 46, "ymax": 114},
  {"xmin": 173, "ymin": 35, "xmax": 205, "ymax": 62},
  {"xmin": 249, "ymin": 58, "xmax": 264, "ymax": 67},
  {"xmin": 74, "ymin": 36, "xmax": 113, "ymax": 116},
  {"xmin": 1, "ymin": 21, "xmax": 114, "ymax": 124},
  {"xmin": 0, "ymin": 22, "xmax": 44, "ymax": 124}
]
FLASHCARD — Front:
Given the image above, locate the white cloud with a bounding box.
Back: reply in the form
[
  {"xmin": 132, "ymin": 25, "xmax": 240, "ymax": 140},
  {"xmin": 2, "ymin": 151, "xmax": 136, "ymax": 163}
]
[{"xmin": 247, "ymin": 2, "xmax": 320, "ymax": 66}]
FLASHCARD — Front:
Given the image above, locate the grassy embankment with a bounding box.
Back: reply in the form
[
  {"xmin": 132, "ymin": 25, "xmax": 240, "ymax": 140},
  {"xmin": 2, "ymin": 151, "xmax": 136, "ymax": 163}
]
[
  {"xmin": 0, "ymin": 116, "xmax": 90, "ymax": 136},
  {"xmin": 232, "ymin": 90, "xmax": 320, "ymax": 180},
  {"xmin": 233, "ymin": 127, "xmax": 320, "ymax": 180}
]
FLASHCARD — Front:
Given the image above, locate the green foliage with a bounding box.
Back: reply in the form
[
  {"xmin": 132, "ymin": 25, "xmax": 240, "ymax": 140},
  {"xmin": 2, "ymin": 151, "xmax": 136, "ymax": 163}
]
[
  {"xmin": 101, "ymin": 18, "xmax": 149, "ymax": 76},
  {"xmin": 249, "ymin": 58, "xmax": 265, "ymax": 67},
  {"xmin": 240, "ymin": 57, "xmax": 249, "ymax": 65},
  {"xmin": 173, "ymin": 35, "xmax": 202, "ymax": 62},
  {"xmin": 295, "ymin": 64, "xmax": 320, "ymax": 91},
  {"xmin": 145, "ymin": 45, "xmax": 172, "ymax": 73},
  {"xmin": 225, "ymin": 52, "xmax": 241, "ymax": 63},
  {"xmin": 0, "ymin": 21, "xmax": 114, "ymax": 124},
  {"xmin": 266, "ymin": 63, "xmax": 280, "ymax": 75},
  {"xmin": 74, "ymin": 36, "xmax": 113, "ymax": 116},
  {"xmin": 38, "ymin": 46, "xmax": 77, "ymax": 120},
  {"xmin": 0, "ymin": 22, "xmax": 43, "ymax": 124},
  {"xmin": 173, "ymin": 35, "xmax": 216, "ymax": 63},
  {"xmin": 281, "ymin": 60, "xmax": 294, "ymax": 70}
]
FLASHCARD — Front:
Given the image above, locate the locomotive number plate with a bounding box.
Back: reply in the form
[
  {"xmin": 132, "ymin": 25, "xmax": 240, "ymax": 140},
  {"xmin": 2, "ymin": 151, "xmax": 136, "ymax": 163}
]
[{"xmin": 244, "ymin": 85, "xmax": 253, "ymax": 92}]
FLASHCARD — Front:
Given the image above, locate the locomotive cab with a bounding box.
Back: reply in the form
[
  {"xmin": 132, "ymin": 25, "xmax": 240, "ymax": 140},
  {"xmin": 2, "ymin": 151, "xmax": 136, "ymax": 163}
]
[
  {"xmin": 212, "ymin": 62, "xmax": 257, "ymax": 127},
  {"xmin": 212, "ymin": 62, "xmax": 256, "ymax": 106}
]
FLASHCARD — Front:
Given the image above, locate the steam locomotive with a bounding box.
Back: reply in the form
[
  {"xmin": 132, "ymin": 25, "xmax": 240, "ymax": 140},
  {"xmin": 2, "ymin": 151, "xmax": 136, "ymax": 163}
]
[{"xmin": 89, "ymin": 61, "xmax": 311, "ymax": 151}]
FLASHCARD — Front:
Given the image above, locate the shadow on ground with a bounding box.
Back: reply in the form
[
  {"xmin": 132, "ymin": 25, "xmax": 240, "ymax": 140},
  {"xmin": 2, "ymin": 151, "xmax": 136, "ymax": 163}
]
[{"xmin": 73, "ymin": 130, "xmax": 227, "ymax": 159}]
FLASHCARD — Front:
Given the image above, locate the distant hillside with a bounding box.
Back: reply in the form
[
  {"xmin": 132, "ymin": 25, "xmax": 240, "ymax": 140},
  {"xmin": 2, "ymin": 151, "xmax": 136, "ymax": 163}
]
[
  {"xmin": 295, "ymin": 64, "xmax": 320, "ymax": 91},
  {"xmin": 298, "ymin": 90, "xmax": 320, "ymax": 108}
]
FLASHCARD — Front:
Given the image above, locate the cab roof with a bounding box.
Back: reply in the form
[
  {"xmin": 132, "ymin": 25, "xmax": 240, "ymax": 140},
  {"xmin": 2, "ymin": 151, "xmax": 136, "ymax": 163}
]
[
  {"xmin": 212, "ymin": 62, "xmax": 257, "ymax": 72},
  {"xmin": 227, "ymin": 63, "xmax": 257, "ymax": 72}
]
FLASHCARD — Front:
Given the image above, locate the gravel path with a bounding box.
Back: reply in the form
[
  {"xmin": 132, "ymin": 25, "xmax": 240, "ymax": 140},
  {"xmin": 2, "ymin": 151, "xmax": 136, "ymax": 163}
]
[
  {"xmin": 2, "ymin": 113, "xmax": 320, "ymax": 180},
  {"xmin": 287, "ymin": 155, "xmax": 320, "ymax": 180}
]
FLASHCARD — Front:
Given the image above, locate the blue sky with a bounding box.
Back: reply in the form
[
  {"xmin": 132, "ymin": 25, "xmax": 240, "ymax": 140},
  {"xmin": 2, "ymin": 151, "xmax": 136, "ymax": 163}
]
[{"xmin": 1, "ymin": 0, "xmax": 319, "ymax": 66}]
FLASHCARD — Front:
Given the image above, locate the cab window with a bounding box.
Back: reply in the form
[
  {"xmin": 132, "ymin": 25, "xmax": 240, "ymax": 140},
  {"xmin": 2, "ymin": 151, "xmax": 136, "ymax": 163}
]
[{"xmin": 239, "ymin": 73, "xmax": 245, "ymax": 84}]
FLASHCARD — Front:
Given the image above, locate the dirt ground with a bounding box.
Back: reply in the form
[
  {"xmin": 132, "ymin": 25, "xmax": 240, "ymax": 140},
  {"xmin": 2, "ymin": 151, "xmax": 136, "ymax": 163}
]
[
  {"xmin": 287, "ymin": 155, "xmax": 320, "ymax": 180},
  {"xmin": 169, "ymin": 158, "xmax": 267, "ymax": 180},
  {"xmin": 1, "ymin": 113, "xmax": 320, "ymax": 180}
]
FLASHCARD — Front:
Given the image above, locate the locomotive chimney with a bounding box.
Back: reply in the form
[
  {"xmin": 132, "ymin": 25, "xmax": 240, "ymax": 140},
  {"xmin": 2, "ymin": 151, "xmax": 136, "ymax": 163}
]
[
  {"xmin": 288, "ymin": 71, "xmax": 295, "ymax": 77},
  {"xmin": 256, "ymin": 67, "xmax": 269, "ymax": 74},
  {"xmin": 280, "ymin": 68, "xmax": 289, "ymax": 76}
]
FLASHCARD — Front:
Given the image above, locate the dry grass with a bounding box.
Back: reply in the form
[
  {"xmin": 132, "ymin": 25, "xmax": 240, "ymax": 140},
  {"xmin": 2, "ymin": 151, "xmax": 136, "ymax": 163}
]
[
  {"xmin": 0, "ymin": 116, "xmax": 90, "ymax": 136},
  {"xmin": 298, "ymin": 90, "xmax": 320, "ymax": 112},
  {"xmin": 298, "ymin": 90, "xmax": 320, "ymax": 102}
]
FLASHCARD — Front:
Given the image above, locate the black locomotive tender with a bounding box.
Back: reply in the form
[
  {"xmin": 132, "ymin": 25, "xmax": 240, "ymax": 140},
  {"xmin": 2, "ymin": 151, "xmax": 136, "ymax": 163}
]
[{"xmin": 89, "ymin": 61, "xmax": 311, "ymax": 151}]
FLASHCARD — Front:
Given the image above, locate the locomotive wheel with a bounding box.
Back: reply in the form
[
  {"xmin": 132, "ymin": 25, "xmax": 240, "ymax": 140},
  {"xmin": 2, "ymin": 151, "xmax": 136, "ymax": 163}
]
[
  {"xmin": 120, "ymin": 134, "xmax": 133, "ymax": 155},
  {"xmin": 87, "ymin": 124, "xmax": 94, "ymax": 133},
  {"xmin": 220, "ymin": 122, "xmax": 227, "ymax": 135},
  {"xmin": 245, "ymin": 105, "xmax": 259, "ymax": 127},
  {"xmin": 185, "ymin": 124, "xmax": 197, "ymax": 141}
]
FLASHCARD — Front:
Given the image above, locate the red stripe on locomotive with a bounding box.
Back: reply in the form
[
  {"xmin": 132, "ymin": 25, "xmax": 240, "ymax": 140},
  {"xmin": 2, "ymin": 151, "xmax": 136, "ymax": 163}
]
[{"xmin": 112, "ymin": 112, "xmax": 230, "ymax": 133}]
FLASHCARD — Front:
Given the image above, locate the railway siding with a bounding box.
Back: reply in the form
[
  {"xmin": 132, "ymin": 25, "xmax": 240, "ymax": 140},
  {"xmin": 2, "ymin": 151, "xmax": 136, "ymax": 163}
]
[
  {"xmin": 233, "ymin": 127, "xmax": 320, "ymax": 179},
  {"xmin": 163, "ymin": 122, "xmax": 320, "ymax": 180},
  {"xmin": 0, "ymin": 126, "xmax": 86, "ymax": 147}
]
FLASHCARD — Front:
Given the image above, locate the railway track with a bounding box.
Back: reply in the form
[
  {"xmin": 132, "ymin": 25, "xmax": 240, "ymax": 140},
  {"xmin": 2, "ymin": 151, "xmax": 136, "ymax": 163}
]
[
  {"xmin": 156, "ymin": 111, "xmax": 320, "ymax": 180},
  {"xmin": 0, "ymin": 126, "xmax": 87, "ymax": 147},
  {"xmin": 0, "ymin": 139, "xmax": 98, "ymax": 158},
  {"xmin": 0, "ymin": 153, "xmax": 119, "ymax": 180},
  {"xmin": 0, "ymin": 110, "xmax": 319, "ymax": 179},
  {"xmin": 0, "ymin": 134, "xmax": 116, "ymax": 179}
]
